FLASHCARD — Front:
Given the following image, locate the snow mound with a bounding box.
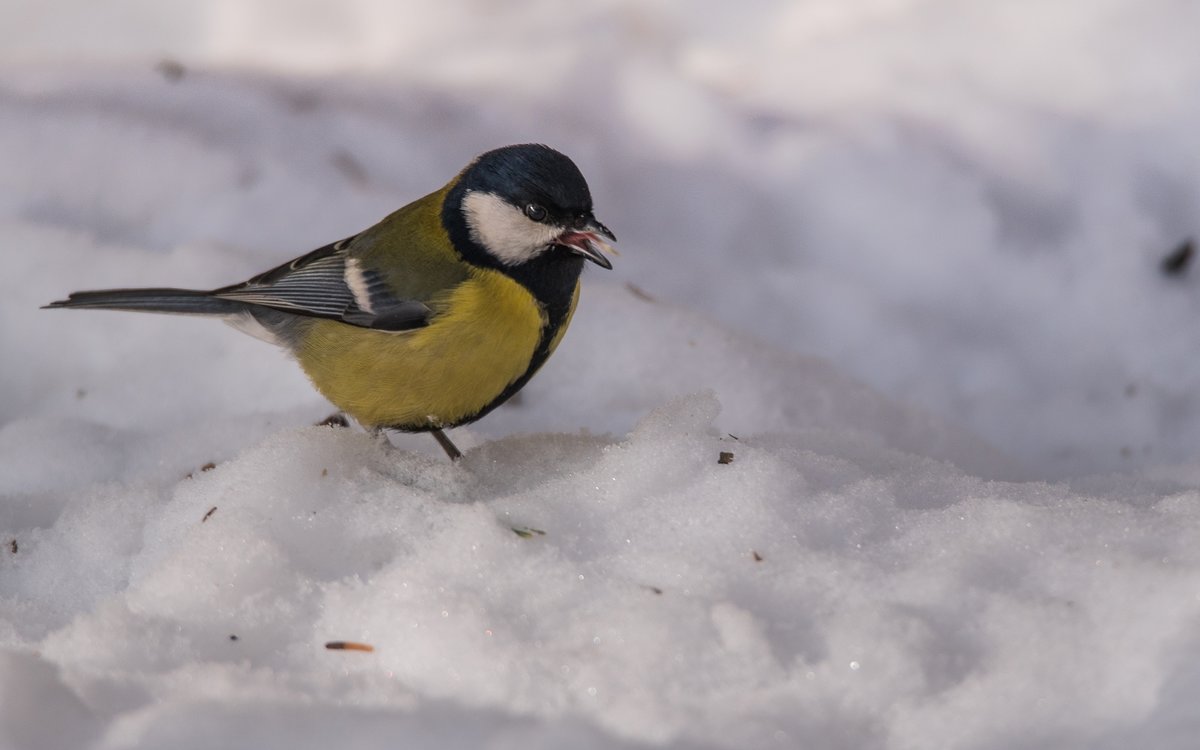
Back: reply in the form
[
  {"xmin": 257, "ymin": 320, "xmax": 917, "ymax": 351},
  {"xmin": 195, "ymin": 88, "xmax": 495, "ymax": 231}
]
[{"xmin": 2, "ymin": 394, "xmax": 1199, "ymax": 748}]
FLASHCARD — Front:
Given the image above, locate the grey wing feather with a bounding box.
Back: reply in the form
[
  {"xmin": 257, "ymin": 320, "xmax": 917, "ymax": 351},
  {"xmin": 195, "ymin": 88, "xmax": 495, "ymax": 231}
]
[{"xmin": 214, "ymin": 236, "xmax": 431, "ymax": 331}]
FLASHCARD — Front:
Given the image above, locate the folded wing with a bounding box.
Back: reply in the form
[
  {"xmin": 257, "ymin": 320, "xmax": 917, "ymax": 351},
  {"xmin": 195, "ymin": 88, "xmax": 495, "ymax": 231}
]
[{"xmin": 213, "ymin": 236, "xmax": 431, "ymax": 331}]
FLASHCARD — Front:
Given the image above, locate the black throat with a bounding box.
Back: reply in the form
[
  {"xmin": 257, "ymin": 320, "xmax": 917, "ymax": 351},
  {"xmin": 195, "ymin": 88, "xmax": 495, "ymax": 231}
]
[{"xmin": 441, "ymin": 184, "xmax": 585, "ymax": 424}]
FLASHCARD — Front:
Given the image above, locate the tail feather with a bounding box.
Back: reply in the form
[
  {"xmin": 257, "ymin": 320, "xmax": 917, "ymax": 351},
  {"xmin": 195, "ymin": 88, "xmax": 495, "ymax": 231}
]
[{"xmin": 43, "ymin": 288, "xmax": 245, "ymax": 316}]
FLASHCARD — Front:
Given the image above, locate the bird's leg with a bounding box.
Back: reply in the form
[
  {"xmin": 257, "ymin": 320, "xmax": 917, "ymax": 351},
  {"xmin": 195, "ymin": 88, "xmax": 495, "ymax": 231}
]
[{"xmin": 430, "ymin": 428, "xmax": 463, "ymax": 462}]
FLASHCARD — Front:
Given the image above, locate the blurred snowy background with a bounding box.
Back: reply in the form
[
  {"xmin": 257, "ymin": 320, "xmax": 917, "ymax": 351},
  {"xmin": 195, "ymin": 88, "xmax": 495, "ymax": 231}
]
[{"xmin": 3, "ymin": 1, "xmax": 1200, "ymax": 748}]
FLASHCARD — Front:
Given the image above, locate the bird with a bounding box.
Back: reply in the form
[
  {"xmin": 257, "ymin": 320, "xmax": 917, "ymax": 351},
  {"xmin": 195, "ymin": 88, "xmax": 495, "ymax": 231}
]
[{"xmin": 45, "ymin": 143, "xmax": 616, "ymax": 461}]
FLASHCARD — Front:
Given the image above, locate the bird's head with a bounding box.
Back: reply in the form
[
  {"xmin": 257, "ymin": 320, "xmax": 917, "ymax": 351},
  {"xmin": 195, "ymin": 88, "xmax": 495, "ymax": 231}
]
[{"xmin": 446, "ymin": 144, "xmax": 616, "ymax": 271}]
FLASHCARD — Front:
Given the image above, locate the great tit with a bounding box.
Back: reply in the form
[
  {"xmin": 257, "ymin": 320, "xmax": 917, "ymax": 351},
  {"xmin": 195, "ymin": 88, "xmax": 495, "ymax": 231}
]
[{"xmin": 45, "ymin": 144, "xmax": 616, "ymax": 460}]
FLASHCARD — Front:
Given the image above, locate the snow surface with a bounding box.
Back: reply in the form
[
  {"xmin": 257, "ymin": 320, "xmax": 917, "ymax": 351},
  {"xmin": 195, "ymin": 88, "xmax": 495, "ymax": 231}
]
[{"xmin": 3, "ymin": 1, "xmax": 1200, "ymax": 748}]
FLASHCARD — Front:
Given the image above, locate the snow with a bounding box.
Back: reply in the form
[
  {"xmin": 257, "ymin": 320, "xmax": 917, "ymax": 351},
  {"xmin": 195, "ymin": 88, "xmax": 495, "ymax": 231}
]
[{"xmin": 3, "ymin": 1, "xmax": 1200, "ymax": 748}]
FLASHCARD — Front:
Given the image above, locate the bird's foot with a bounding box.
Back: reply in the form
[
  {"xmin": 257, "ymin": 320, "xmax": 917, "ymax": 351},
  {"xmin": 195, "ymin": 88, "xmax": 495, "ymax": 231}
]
[{"xmin": 316, "ymin": 412, "xmax": 350, "ymax": 428}]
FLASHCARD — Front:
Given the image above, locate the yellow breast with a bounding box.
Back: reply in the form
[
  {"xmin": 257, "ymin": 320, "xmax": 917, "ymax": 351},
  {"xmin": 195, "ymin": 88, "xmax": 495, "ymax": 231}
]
[{"xmin": 293, "ymin": 267, "xmax": 547, "ymax": 430}]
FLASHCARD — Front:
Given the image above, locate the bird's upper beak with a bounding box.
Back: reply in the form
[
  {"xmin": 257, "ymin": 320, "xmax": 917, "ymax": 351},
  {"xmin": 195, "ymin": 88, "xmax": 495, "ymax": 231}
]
[{"xmin": 555, "ymin": 217, "xmax": 617, "ymax": 269}]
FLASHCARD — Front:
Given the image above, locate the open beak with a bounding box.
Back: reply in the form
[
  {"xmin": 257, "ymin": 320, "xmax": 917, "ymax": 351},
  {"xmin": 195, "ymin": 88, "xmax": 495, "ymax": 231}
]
[{"xmin": 556, "ymin": 218, "xmax": 617, "ymax": 270}]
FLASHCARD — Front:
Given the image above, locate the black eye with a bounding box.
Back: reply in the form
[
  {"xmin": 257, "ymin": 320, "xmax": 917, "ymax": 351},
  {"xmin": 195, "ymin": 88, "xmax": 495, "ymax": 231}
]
[{"xmin": 524, "ymin": 203, "xmax": 548, "ymax": 222}]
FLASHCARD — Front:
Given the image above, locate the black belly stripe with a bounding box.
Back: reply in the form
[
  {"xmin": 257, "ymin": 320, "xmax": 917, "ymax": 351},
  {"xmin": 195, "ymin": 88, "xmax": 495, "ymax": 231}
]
[
  {"xmin": 429, "ymin": 252, "xmax": 584, "ymax": 430},
  {"xmin": 418, "ymin": 181, "xmax": 590, "ymax": 432}
]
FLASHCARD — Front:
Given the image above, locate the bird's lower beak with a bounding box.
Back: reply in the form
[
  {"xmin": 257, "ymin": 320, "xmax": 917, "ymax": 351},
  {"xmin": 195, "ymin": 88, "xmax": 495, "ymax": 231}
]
[{"xmin": 556, "ymin": 219, "xmax": 617, "ymax": 269}]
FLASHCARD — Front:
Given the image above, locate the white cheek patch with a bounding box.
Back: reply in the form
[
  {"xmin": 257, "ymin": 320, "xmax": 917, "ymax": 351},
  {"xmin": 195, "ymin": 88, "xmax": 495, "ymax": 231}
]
[{"xmin": 462, "ymin": 190, "xmax": 561, "ymax": 265}]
